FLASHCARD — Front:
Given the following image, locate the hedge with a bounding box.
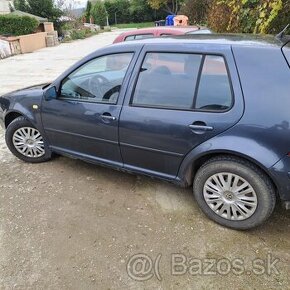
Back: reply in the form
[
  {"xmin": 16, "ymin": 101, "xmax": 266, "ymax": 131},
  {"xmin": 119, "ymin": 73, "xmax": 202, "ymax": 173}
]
[{"xmin": 0, "ymin": 15, "xmax": 39, "ymax": 36}]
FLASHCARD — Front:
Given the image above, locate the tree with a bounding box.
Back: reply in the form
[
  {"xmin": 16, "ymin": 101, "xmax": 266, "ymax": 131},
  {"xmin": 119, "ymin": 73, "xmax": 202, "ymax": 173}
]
[
  {"xmin": 130, "ymin": 0, "xmax": 159, "ymax": 22},
  {"xmin": 104, "ymin": 0, "xmax": 130, "ymax": 24},
  {"xmin": 55, "ymin": 0, "xmax": 79, "ymax": 19},
  {"xmin": 13, "ymin": 0, "xmax": 29, "ymax": 11},
  {"xmin": 91, "ymin": 0, "xmax": 107, "ymax": 26},
  {"xmin": 85, "ymin": 0, "xmax": 92, "ymax": 22},
  {"xmin": 14, "ymin": 0, "xmax": 62, "ymax": 21},
  {"xmin": 147, "ymin": 0, "xmax": 184, "ymax": 14},
  {"xmin": 28, "ymin": 0, "xmax": 62, "ymax": 20}
]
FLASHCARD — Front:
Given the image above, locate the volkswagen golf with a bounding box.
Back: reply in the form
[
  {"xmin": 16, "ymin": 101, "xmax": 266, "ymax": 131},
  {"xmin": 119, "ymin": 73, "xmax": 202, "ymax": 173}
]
[{"xmin": 0, "ymin": 34, "xmax": 290, "ymax": 230}]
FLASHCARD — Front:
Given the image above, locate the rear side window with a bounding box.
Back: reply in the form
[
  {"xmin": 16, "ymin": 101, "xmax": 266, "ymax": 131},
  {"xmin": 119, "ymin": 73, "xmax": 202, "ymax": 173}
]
[
  {"xmin": 125, "ymin": 35, "xmax": 135, "ymax": 41},
  {"xmin": 282, "ymin": 42, "xmax": 290, "ymax": 68},
  {"xmin": 125, "ymin": 34, "xmax": 154, "ymax": 41},
  {"xmin": 132, "ymin": 52, "xmax": 202, "ymax": 109},
  {"xmin": 195, "ymin": 55, "xmax": 232, "ymax": 111},
  {"xmin": 131, "ymin": 52, "xmax": 233, "ymax": 111}
]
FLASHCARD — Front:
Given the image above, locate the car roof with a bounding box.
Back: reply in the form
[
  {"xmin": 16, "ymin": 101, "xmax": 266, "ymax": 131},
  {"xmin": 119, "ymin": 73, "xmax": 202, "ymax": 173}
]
[
  {"xmin": 119, "ymin": 26, "xmax": 201, "ymax": 36},
  {"xmin": 113, "ymin": 33, "xmax": 289, "ymax": 48}
]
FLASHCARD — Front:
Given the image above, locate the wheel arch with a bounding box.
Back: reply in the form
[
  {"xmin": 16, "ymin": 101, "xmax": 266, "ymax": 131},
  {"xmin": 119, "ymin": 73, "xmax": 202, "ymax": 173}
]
[
  {"xmin": 4, "ymin": 111, "xmax": 24, "ymax": 128},
  {"xmin": 179, "ymin": 150, "xmax": 279, "ymax": 194}
]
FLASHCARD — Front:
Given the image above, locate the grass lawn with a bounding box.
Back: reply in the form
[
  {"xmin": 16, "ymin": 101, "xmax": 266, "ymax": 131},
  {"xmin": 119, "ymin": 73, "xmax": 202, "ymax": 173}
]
[{"xmin": 114, "ymin": 22, "xmax": 155, "ymax": 29}]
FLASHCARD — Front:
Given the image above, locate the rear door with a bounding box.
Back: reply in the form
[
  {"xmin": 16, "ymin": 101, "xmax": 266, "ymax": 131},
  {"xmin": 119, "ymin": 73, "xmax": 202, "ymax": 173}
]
[{"xmin": 119, "ymin": 43, "xmax": 244, "ymax": 179}]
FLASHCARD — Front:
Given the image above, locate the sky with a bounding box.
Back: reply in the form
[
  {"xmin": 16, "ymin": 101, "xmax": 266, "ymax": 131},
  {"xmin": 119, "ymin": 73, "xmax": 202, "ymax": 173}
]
[
  {"xmin": 75, "ymin": 0, "xmax": 88, "ymax": 8},
  {"xmin": 55, "ymin": 0, "xmax": 88, "ymax": 8}
]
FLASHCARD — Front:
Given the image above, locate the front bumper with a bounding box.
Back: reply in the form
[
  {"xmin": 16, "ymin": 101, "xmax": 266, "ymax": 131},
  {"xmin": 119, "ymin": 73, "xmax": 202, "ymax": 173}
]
[{"xmin": 0, "ymin": 109, "xmax": 5, "ymax": 129}]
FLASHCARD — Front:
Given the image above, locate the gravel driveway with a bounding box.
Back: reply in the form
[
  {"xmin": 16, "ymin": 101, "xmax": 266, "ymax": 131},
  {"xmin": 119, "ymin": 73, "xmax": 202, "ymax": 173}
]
[{"xmin": 0, "ymin": 30, "xmax": 289, "ymax": 289}]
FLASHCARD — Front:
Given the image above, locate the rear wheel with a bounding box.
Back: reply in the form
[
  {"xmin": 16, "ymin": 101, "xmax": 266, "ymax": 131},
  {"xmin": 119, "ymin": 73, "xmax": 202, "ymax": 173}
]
[
  {"xmin": 5, "ymin": 116, "xmax": 51, "ymax": 163},
  {"xmin": 193, "ymin": 156, "xmax": 276, "ymax": 230}
]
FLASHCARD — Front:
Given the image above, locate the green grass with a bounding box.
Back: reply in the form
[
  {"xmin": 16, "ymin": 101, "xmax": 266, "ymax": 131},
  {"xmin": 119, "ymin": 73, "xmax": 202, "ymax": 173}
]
[{"xmin": 114, "ymin": 22, "xmax": 154, "ymax": 29}]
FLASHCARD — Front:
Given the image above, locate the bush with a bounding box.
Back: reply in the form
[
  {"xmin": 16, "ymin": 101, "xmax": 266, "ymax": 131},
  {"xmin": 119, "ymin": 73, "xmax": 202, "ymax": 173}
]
[
  {"xmin": 0, "ymin": 15, "xmax": 39, "ymax": 36},
  {"xmin": 180, "ymin": 0, "xmax": 212, "ymax": 25},
  {"xmin": 266, "ymin": 0, "xmax": 290, "ymax": 34},
  {"xmin": 207, "ymin": 0, "xmax": 232, "ymax": 32},
  {"xmin": 63, "ymin": 28, "xmax": 99, "ymax": 42},
  {"xmin": 207, "ymin": 0, "xmax": 289, "ymax": 34},
  {"xmin": 70, "ymin": 29, "xmax": 87, "ymax": 40}
]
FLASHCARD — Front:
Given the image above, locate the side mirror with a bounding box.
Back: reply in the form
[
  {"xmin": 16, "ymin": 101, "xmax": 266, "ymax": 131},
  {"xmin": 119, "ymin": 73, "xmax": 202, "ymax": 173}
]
[{"xmin": 44, "ymin": 86, "xmax": 57, "ymax": 101}]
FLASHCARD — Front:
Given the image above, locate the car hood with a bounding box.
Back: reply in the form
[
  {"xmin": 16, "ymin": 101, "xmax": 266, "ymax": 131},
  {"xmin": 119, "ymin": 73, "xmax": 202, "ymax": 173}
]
[{"xmin": 1, "ymin": 83, "xmax": 50, "ymax": 99}]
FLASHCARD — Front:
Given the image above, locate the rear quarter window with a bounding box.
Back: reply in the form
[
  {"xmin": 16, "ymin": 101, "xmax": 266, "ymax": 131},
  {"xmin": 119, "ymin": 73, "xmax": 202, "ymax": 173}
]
[
  {"xmin": 195, "ymin": 55, "xmax": 233, "ymax": 111},
  {"xmin": 282, "ymin": 42, "xmax": 290, "ymax": 68}
]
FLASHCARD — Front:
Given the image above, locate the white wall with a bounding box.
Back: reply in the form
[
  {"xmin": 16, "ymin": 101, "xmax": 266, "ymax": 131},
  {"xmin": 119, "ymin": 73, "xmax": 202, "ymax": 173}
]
[{"xmin": 0, "ymin": 39, "xmax": 11, "ymax": 59}]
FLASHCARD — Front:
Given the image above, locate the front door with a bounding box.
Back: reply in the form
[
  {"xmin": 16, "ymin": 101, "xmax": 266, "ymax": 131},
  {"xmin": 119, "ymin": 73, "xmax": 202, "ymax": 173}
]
[
  {"xmin": 119, "ymin": 45, "xmax": 244, "ymax": 179},
  {"xmin": 41, "ymin": 52, "xmax": 134, "ymax": 166}
]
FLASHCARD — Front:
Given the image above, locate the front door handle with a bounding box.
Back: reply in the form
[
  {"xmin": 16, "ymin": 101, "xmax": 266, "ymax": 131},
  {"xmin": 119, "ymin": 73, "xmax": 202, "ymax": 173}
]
[{"xmin": 101, "ymin": 113, "xmax": 117, "ymax": 122}]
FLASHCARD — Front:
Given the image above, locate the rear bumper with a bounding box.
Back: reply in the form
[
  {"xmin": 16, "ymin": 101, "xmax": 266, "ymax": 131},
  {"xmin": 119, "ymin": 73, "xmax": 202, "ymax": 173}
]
[{"xmin": 269, "ymin": 155, "xmax": 290, "ymax": 204}]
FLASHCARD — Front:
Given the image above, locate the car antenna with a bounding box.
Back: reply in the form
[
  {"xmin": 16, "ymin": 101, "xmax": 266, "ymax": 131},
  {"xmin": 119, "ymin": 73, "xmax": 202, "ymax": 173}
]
[{"xmin": 275, "ymin": 24, "xmax": 289, "ymax": 40}]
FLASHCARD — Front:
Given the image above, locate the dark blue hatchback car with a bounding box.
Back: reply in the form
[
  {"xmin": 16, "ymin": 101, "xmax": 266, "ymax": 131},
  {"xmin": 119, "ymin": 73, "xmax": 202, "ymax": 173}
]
[{"xmin": 1, "ymin": 34, "xmax": 290, "ymax": 230}]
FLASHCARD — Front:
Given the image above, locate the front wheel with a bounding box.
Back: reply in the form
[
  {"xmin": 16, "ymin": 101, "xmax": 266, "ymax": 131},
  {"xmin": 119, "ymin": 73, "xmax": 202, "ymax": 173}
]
[
  {"xmin": 193, "ymin": 156, "xmax": 276, "ymax": 230},
  {"xmin": 5, "ymin": 116, "xmax": 51, "ymax": 163}
]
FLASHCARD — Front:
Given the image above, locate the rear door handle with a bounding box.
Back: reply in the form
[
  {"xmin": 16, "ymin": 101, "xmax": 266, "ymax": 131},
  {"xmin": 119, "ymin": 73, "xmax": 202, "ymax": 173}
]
[{"xmin": 189, "ymin": 124, "xmax": 214, "ymax": 131}]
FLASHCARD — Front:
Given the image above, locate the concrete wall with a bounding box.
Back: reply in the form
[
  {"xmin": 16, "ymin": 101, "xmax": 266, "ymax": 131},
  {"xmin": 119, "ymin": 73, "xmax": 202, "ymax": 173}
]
[
  {"xmin": 0, "ymin": 39, "xmax": 11, "ymax": 59},
  {"xmin": 43, "ymin": 22, "xmax": 54, "ymax": 33},
  {"xmin": 18, "ymin": 32, "xmax": 47, "ymax": 54}
]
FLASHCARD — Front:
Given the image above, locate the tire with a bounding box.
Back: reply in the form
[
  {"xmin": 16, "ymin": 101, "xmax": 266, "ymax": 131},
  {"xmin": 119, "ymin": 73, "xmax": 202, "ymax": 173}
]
[
  {"xmin": 5, "ymin": 116, "xmax": 51, "ymax": 163},
  {"xmin": 193, "ymin": 156, "xmax": 276, "ymax": 230}
]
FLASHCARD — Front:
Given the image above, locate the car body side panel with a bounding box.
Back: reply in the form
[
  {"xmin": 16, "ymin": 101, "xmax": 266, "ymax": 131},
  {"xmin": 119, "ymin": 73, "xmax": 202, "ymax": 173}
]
[
  {"xmin": 178, "ymin": 45, "xmax": 290, "ymax": 200},
  {"xmin": 231, "ymin": 46, "xmax": 290, "ymax": 160},
  {"xmin": 269, "ymin": 156, "xmax": 290, "ymax": 201},
  {"xmin": 1, "ymin": 86, "xmax": 46, "ymax": 135}
]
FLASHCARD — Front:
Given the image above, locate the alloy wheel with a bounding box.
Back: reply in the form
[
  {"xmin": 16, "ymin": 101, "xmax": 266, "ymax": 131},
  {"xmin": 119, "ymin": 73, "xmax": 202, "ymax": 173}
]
[
  {"xmin": 12, "ymin": 127, "xmax": 45, "ymax": 158},
  {"xmin": 203, "ymin": 172, "xmax": 258, "ymax": 221}
]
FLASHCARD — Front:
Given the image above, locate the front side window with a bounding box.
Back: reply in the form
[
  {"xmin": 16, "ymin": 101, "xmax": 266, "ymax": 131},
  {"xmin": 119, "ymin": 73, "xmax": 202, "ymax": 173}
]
[
  {"xmin": 60, "ymin": 53, "xmax": 134, "ymax": 104},
  {"xmin": 132, "ymin": 52, "xmax": 202, "ymax": 109}
]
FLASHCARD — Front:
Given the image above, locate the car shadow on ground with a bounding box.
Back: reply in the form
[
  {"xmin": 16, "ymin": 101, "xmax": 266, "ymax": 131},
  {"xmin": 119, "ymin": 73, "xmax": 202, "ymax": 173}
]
[{"xmin": 50, "ymin": 155, "xmax": 290, "ymax": 233}]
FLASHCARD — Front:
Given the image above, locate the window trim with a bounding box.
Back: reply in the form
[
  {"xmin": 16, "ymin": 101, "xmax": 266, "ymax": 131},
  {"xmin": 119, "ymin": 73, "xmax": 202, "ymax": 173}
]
[
  {"xmin": 58, "ymin": 52, "xmax": 135, "ymax": 105},
  {"xmin": 125, "ymin": 33, "xmax": 154, "ymax": 41},
  {"xmin": 129, "ymin": 51, "xmax": 235, "ymax": 113}
]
